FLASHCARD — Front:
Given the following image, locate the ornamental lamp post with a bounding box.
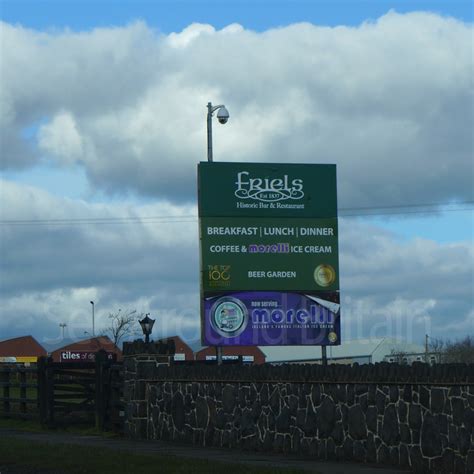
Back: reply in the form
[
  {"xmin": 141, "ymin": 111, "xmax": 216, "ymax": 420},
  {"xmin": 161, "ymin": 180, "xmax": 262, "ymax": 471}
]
[{"xmin": 139, "ymin": 313, "xmax": 155, "ymax": 344}]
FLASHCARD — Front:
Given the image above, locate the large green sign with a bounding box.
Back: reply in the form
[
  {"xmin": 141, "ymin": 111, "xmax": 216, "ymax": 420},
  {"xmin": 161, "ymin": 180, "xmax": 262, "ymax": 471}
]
[
  {"xmin": 198, "ymin": 162, "xmax": 339, "ymax": 292},
  {"xmin": 201, "ymin": 217, "xmax": 339, "ymax": 291},
  {"xmin": 198, "ymin": 162, "xmax": 340, "ymax": 346},
  {"xmin": 198, "ymin": 162, "xmax": 337, "ymax": 218}
]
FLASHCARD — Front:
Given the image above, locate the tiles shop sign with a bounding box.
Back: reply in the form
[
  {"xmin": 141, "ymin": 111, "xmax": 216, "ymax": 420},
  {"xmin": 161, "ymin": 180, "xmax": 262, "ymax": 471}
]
[{"xmin": 198, "ymin": 162, "xmax": 340, "ymax": 346}]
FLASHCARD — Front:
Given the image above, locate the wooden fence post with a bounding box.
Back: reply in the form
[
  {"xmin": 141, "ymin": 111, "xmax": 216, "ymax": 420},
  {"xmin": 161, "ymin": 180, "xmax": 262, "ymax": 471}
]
[
  {"xmin": 45, "ymin": 358, "xmax": 55, "ymax": 428},
  {"xmin": 1, "ymin": 365, "xmax": 10, "ymax": 416},
  {"xmin": 19, "ymin": 368, "xmax": 27, "ymax": 415},
  {"xmin": 95, "ymin": 350, "xmax": 108, "ymax": 431},
  {"xmin": 37, "ymin": 357, "xmax": 47, "ymax": 427}
]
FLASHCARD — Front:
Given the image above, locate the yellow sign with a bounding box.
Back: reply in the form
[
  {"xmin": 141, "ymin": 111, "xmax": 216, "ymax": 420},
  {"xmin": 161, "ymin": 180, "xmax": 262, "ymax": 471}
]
[
  {"xmin": 0, "ymin": 356, "xmax": 37, "ymax": 363},
  {"xmin": 16, "ymin": 357, "xmax": 38, "ymax": 363}
]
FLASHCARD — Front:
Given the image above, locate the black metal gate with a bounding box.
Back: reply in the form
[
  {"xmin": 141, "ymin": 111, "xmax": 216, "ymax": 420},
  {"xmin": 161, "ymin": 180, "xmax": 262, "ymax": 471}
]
[{"xmin": 1, "ymin": 350, "xmax": 124, "ymax": 433}]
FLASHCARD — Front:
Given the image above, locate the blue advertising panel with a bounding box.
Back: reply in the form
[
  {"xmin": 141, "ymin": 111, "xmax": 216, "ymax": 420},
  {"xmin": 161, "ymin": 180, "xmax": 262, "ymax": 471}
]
[{"xmin": 203, "ymin": 291, "xmax": 340, "ymax": 346}]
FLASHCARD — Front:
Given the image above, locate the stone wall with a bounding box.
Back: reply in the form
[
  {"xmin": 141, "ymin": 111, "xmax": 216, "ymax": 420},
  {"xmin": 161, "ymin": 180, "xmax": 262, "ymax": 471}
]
[
  {"xmin": 124, "ymin": 360, "xmax": 474, "ymax": 473},
  {"xmin": 122, "ymin": 340, "xmax": 175, "ymax": 438}
]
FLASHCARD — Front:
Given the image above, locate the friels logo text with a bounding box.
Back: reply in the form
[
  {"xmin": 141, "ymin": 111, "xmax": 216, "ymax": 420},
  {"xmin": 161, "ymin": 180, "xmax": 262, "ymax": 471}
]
[{"xmin": 235, "ymin": 171, "xmax": 304, "ymax": 203}]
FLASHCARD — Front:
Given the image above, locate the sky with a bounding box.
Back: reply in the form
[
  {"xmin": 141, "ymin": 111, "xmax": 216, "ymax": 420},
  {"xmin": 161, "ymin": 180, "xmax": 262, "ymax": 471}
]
[{"xmin": 0, "ymin": 0, "xmax": 473, "ymax": 351}]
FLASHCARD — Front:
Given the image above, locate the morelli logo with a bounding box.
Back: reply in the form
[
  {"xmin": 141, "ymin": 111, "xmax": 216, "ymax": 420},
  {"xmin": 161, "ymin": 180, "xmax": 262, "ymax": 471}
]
[
  {"xmin": 234, "ymin": 171, "xmax": 304, "ymax": 203},
  {"xmin": 210, "ymin": 296, "xmax": 249, "ymax": 338}
]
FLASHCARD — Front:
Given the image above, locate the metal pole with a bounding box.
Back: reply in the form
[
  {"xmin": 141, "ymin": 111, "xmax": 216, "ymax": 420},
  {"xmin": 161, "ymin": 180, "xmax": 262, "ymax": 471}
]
[
  {"xmin": 90, "ymin": 301, "xmax": 95, "ymax": 336},
  {"xmin": 216, "ymin": 346, "xmax": 223, "ymax": 365},
  {"xmin": 207, "ymin": 102, "xmax": 213, "ymax": 163},
  {"xmin": 425, "ymin": 334, "xmax": 429, "ymax": 363},
  {"xmin": 322, "ymin": 346, "xmax": 328, "ymax": 366},
  {"xmin": 208, "ymin": 101, "xmax": 221, "ymax": 365}
]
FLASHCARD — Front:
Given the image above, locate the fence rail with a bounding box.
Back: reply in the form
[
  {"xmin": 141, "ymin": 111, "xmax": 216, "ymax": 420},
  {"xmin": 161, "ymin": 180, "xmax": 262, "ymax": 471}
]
[
  {"xmin": 0, "ymin": 365, "xmax": 38, "ymax": 419},
  {"xmin": 0, "ymin": 351, "xmax": 124, "ymax": 433}
]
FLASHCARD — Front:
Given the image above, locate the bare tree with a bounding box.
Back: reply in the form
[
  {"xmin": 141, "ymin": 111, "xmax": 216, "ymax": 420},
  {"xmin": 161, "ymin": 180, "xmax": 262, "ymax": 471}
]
[
  {"xmin": 444, "ymin": 336, "xmax": 474, "ymax": 363},
  {"xmin": 428, "ymin": 337, "xmax": 446, "ymax": 363},
  {"xmin": 105, "ymin": 309, "xmax": 141, "ymax": 347}
]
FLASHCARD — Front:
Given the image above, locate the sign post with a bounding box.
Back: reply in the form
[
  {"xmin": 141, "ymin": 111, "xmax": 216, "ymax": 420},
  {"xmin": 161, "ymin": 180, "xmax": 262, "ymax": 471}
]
[{"xmin": 198, "ymin": 162, "xmax": 340, "ymax": 355}]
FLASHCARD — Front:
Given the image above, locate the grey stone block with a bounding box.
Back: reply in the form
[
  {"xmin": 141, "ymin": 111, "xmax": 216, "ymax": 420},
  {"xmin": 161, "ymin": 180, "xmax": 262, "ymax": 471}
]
[
  {"xmin": 196, "ymin": 396, "xmax": 209, "ymax": 429},
  {"xmin": 276, "ymin": 406, "xmax": 292, "ymax": 434},
  {"xmin": 349, "ymin": 404, "xmax": 367, "ymax": 440},
  {"xmin": 452, "ymin": 397, "xmax": 465, "ymax": 426},
  {"xmin": 222, "ymin": 384, "xmax": 236, "ymax": 413},
  {"xmin": 304, "ymin": 405, "xmax": 317, "ymax": 437},
  {"xmin": 431, "ymin": 388, "xmax": 445, "ymax": 413},
  {"xmin": 409, "ymin": 403, "xmax": 422, "ymax": 430},
  {"xmin": 317, "ymin": 397, "xmax": 336, "ymax": 437},
  {"xmin": 343, "ymin": 437, "xmax": 354, "ymax": 460},
  {"xmin": 398, "ymin": 401, "xmax": 407, "ymax": 422},
  {"xmin": 421, "ymin": 414, "xmax": 442, "ymax": 457},
  {"xmin": 382, "ymin": 404, "xmax": 400, "ymax": 446},
  {"xmin": 171, "ymin": 391, "xmax": 185, "ymax": 431}
]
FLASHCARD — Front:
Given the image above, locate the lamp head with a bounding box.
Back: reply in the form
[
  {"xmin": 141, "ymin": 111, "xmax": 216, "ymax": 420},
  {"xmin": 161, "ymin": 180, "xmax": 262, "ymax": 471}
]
[
  {"xmin": 139, "ymin": 314, "xmax": 155, "ymax": 336},
  {"xmin": 217, "ymin": 106, "xmax": 229, "ymax": 124}
]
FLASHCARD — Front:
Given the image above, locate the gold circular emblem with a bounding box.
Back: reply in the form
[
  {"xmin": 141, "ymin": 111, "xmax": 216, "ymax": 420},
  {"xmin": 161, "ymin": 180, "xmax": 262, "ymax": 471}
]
[
  {"xmin": 314, "ymin": 264, "xmax": 336, "ymax": 287},
  {"xmin": 328, "ymin": 332, "xmax": 338, "ymax": 343}
]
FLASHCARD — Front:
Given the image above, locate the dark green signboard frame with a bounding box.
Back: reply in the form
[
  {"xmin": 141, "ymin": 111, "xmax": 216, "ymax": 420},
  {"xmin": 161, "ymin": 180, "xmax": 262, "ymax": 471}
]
[{"xmin": 198, "ymin": 162, "xmax": 340, "ymax": 346}]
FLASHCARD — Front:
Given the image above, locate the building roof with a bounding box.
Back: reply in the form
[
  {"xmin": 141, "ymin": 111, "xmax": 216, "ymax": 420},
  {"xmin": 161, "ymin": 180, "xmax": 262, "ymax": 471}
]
[
  {"xmin": 186, "ymin": 339, "xmax": 206, "ymax": 354},
  {"xmin": 156, "ymin": 335, "xmax": 191, "ymax": 348},
  {"xmin": 260, "ymin": 338, "xmax": 424, "ymax": 364},
  {"xmin": 0, "ymin": 335, "xmax": 47, "ymax": 358},
  {"xmin": 196, "ymin": 345, "xmax": 266, "ymax": 356},
  {"xmin": 51, "ymin": 336, "xmax": 122, "ymax": 357},
  {"xmin": 41, "ymin": 338, "xmax": 77, "ymax": 354}
]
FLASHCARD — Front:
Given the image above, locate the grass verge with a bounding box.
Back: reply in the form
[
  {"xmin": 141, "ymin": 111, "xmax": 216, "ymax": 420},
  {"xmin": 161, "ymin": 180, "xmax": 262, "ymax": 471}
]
[
  {"xmin": 0, "ymin": 437, "xmax": 309, "ymax": 474},
  {"xmin": 0, "ymin": 417, "xmax": 43, "ymax": 432},
  {"xmin": 0, "ymin": 417, "xmax": 122, "ymax": 438}
]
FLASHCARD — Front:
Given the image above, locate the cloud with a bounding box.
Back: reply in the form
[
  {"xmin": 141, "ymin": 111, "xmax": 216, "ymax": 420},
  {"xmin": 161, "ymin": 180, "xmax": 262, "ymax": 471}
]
[
  {"xmin": 339, "ymin": 219, "xmax": 474, "ymax": 341},
  {"xmin": 167, "ymin": 23, "xmax": 216, "ymax": 48},
  {"xmin": 0, "ymin": 179, "xmax": 202, "ymax": 343},
  {"xmin": 0, "ymin": 12, "xmax": 472, "ymax": 348},
  {"xmin": 0, "ymin": 180, "xmax": 198, "ymax": 295},
  {"xmin": 0, "ymin": 12, "xmax": 472, "ymax": 206},
  {"xmin": 0, "ymin": 181, "xmax": 472, "ymax": 345},
  {"xmin": 38, "ymin": 112, "xmax": 84, "ymax": 163}
]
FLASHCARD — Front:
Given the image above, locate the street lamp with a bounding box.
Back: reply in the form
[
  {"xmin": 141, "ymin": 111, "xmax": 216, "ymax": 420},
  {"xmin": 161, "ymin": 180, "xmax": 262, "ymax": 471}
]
[
  {"xmin": 207, "ymin": 102, "xmax": 229, "ymax": 162},
  {"xmin": 139, "ymin": 313, "xmax": 155, "ymax": 344},
  {"xmin": 206, "ymin": 101, "xmax": 229, "ymax": 366},
  {"xmin": 90, "ymin": 301, "xmax": 95, "ymax": 336},
  {"xmin": 59, "ymin": 323, "xmax": 67, "ymax": 339}
]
